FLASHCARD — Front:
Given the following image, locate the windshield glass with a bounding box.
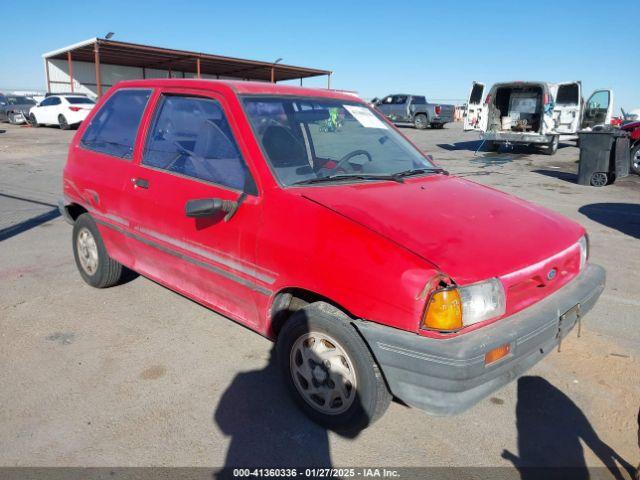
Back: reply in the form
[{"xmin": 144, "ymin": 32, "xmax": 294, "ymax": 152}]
[
  {"xmin": 67, "ymin": 97, "xmax": 95, "ymax": 104},
  {"xmin": 243, "ymin": 96, "xmax": 436, "ymax": 186},
  {"xmin": 7, "ymin": 96, "xmax": 35, "ymax": 105}
]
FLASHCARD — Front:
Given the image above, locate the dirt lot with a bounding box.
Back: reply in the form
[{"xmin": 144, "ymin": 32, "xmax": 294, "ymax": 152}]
[{"xmin": 0, "ymin": 121, "xmax": 638, "ymax": 475}]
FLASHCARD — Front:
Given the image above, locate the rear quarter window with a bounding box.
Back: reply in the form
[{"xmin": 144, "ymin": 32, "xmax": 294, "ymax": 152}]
[{"xmin": 80, "ymin": 89, "xmax": 152, "ymax": 160}]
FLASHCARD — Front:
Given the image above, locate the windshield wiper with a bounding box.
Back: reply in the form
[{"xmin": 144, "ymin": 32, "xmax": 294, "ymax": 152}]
[
  {"xmin": 292, "ymin": 173, "xmax": 404, "ymax": 185},
  {"xmin": 391, "ymin": 167, "xmax": 449, "ymax": 179}
]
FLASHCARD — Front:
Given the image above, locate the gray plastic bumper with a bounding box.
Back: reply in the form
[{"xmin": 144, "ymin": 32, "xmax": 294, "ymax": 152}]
[{"xmin": 353, "ymin": 264, "xmax": 605, "ymax": 416}]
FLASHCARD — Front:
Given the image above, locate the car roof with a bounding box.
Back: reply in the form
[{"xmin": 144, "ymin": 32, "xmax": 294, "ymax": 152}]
[{"xmin": 112, "ymin": 78, "xmax": 362, "ymax": 103}]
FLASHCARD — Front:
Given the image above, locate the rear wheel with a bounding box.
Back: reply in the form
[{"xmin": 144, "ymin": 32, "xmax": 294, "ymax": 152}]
[
  {"xmin": 590, "ymin": 172, "xmax": 609, "ymax": 187},
  {"xmin": 414, "ymin": 114, "xmax": 428, "ymax": 130},
  {"xmin": 58, "ymin": 114, "xmax": 70, "ymax": 130},
  {"xmin": 72, "ymin": 214, "xmax": 126, "ymax": 288},
  {"xmin": 631, "ymin": 144, "xmax": 640, "ymax": 175},
  {"xmin": 276, "ymin": 303, "xmax": 391, "ymax": 432}
]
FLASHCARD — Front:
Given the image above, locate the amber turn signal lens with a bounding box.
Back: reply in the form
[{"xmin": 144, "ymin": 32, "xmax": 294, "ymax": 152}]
[
  {"xmin": 485, "ymin": 343, "xmax": 510, "ymax": 365},
  {"xmin": 422, "ymin": 288, "xmax": 463, "ymax": 331}
]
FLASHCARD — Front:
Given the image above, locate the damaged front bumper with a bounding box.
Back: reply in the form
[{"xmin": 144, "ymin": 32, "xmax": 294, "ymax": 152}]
[{"xmin": 352, "ymin": 264, "xmax": 605, "ymax": 416}]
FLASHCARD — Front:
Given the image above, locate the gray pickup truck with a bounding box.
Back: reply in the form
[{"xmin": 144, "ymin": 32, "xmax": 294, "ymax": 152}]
[{"xmin": 375, "ymin": 94, "xmax": 455, "ymax": 129}]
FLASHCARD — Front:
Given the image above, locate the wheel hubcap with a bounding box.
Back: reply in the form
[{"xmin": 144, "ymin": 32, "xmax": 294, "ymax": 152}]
[
  {"xmin": 290, "ymin": 332, "xmax": 357, "ymax": 415},
  {"xmin": 591, "ymin": 172, "xmax": 608, "ymax": 187},
  {"xmin": 633, "ymin": 149, "xmax": 640, "ymax": 170},
  {"xmin": 77, "ymin": 227, "xmax": 99, "ymax": 275}
]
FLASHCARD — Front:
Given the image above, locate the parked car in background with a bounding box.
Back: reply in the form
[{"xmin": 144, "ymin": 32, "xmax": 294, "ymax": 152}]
[
  {"xmin": 60, "ymin": 79, "xmax": 605, "ymax": 430},
  {"xmin": 29, "ymin": 95, "xmax": 95, "ymax": 130},
  {"xmin": 375, "ymin": 94, "xmax": 454, "ymax": 129},
  {"xmin": 0, "ymin": 93, "xmax": 37, "ymax": 124},
  {"xmin": 465, "ymin": 81, "xmax": 613, "ymax": 155}
]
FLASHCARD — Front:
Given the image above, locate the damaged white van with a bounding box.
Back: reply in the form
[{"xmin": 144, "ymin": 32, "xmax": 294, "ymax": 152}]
[{"xmin": 464, "ymin": 81, "xmax": 613, "ymax": 155}]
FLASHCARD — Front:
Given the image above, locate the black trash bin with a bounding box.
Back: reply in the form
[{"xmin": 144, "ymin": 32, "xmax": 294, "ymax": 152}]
[{"xmin": 577, "ymin": 128, "xmax": 630, "ymax": 186}]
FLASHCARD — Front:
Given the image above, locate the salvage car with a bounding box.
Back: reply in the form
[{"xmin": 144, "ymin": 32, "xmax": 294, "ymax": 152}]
[
  {"xmin": 29, "ymin": 94, "xmax": 95, "ymax": 130},
  {"xmin": 465, "ymin": 81, "xmax": 613, "ymax": 154},
  {"xmin": 60, "ymin": 79, "xmax": 605, "ymax": 430},
  {"xmin": 0, "ymin": 93, "xmax": 37, "ymax": 124},
  {"xmin": 621, "ymin": 120, "xmax": 640, "ymax": 175},
  {"xmin": 376, "ymin": 94, "xmax": 454, "ymax": 129}
]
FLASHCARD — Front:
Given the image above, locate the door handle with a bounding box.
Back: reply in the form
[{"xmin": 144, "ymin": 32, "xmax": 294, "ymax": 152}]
[{"xmin": 131, "ymin": 177, "xmax": 149, "ymax": 189}]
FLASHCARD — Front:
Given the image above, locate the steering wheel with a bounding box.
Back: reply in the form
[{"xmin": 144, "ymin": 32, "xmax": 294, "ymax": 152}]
[{"xmin": 333, "ymin": 149, "xmax": 373, "ymax": 172}]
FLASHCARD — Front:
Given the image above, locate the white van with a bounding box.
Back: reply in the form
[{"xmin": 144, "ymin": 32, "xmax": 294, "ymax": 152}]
[{"xmin": 464, "ymin": 81, "xmax": 613, "ymax": 155}]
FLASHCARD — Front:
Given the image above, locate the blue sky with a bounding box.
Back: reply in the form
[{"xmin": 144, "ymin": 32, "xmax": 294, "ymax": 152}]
[{"xmin": 2, "ymin": 0, "xmax": 638, "ymax": 109}]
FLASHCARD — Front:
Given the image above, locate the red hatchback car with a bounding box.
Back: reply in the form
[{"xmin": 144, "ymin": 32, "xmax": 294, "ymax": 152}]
[{"xmin": 60, "ymin": 79, "xmax": 605, "ymax": 430}]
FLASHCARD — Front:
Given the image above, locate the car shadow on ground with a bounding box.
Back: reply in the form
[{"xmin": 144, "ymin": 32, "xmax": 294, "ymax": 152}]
[
  {"xmin": 503, "ymin": 376, "xmax": 635, "ymax": 480},
  {"xmin": 437, "ymin": 141, "xmax": 573, "ymax": 154},
  {"xmin": 212, "ymin": 310, "xmax": 364, "ymax": 479},
  {"xmin": 532, "ymin": 169, "xmax": 578, "ymax": 184},
  {"xmin": 579, "ymin": 203, "xmax": 640, "ymax": 239}
]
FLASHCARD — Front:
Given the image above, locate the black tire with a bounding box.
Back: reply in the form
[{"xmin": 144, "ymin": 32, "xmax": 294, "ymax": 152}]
[
  {"xmin": 630, "ymin": 143, "xmax": 640, "ymax": 176},
  {"xmin": 29, "ymin": 113, "xmax": 40, "ymax": 127},
  {"xmin": 72, "ymin": 213, "xmax": 125, "ymax": 288},
  {"xmin": 542, "ymin": 135, "xmax": 559, "ymax": 155},
  {"xmin": 58, "ymin": 114, "xmax": 70, "ymax": 130},
  {"xmin": 414, "ymin": 114, "xmax": 428, "ymax": 130},
  {"xmin": 276, "ymin": 303, "xmax": 391, "ymax": 432}
]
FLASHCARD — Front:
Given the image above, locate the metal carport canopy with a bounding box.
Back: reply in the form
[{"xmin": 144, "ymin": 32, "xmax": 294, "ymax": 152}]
[{"xmin": 42, "ymin": 38, "xmax": 332, "ymax": 95}]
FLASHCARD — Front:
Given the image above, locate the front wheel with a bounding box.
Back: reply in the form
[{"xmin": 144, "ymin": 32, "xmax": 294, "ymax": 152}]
[
  {"xmin": 29, "ymin": 113, "xmax": 40, "ymax": 127},
  {"xmin": 276, "ymin": 304, "xmax": 391, "ymax": 432},
  {"xmin": 630, "ymin": 144, "xmax": 640, "ymax": 175},
  {"xmin": 72, "ymin": 214, "xmax": 126, "ymax": 288}
]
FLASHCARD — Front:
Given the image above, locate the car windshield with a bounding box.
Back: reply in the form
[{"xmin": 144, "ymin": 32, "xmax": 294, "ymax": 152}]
[
  {"xmin": 242, "ymin": 96, "xmax": 436, "ymax": 186},
  {"xmin": 7, "ymin": 96, "xmax": 35, "ymax": 105},
  {"xmin": 66, "ymin": 97, "xmax": 95, "ymax": 104}
]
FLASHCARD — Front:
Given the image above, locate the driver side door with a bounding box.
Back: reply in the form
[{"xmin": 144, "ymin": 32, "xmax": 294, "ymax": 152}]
[
  {"xmin": 581, "ymin": 89, "xmax": 614, "ymax": 129},
  {"xmin": 123, "ymin": 88, "xmax": 269, "ymax": 328}
]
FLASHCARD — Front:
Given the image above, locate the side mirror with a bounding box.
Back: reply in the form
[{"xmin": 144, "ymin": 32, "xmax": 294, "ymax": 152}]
[{"xmin": 185, "ymin": 198, "xmax": 237, "ymax": 218}]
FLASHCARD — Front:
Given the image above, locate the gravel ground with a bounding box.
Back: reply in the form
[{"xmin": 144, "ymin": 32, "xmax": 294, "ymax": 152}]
[{"xmin": 0, "ymin": 121, "xmax": 638, "ymax": 475}]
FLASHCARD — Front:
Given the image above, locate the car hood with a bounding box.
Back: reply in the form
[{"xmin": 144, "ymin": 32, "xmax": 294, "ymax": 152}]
[{"xmin": 299, "ymin": 175, "xmax": 583, "ymax": 284}]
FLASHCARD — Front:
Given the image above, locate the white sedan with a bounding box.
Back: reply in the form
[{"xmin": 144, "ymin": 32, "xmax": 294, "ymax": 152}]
[{"xmin": 29, "ymin": 95, "xmax": 95, "ymax": 130}]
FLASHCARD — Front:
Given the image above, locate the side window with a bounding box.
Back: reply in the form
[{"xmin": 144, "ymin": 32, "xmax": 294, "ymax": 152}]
[
  {"xmin": 50, "ymin": 97, "xmax": 61, "ymax": 106},
  {"xmin": 556, "ymin": 84, "xmax": 579, "ymax": 105},
  {"xmin": 588, "ymin": 91, "xmax": 609, "ymax": 110},
  {"xmin": 80, "ymin": 89, "xmax": 151, "ymax": 159},
  {"xmin": 412, "ymin": 96, "xmax": 427, "ymax": 105},
  {"xmin": 394, "ymin": 95, "xmax": 408, "ymax": 105},
  {"xmin": 143, "ymin": 95, "xmax": 249, "ymax": 191},
  {"xmin": 40, "ymin": 97, "xmax": 54, "ymax": 106},
  {"xmin": 469, "ymin": 84, "xmax": 483, "ymax": 104},
  {"xmin": 382, "ymin": 96, "xmax": 393, "ymax": 104}
]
